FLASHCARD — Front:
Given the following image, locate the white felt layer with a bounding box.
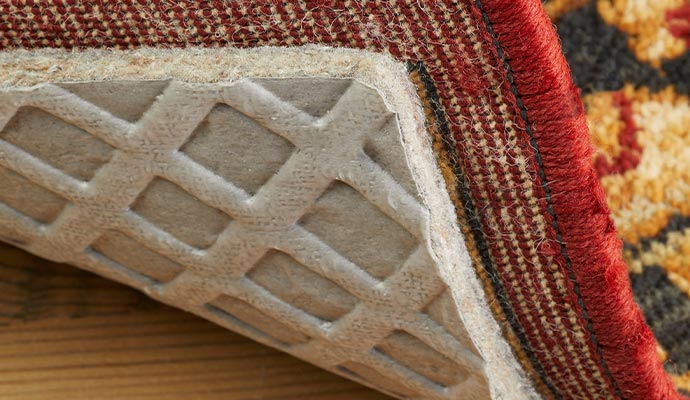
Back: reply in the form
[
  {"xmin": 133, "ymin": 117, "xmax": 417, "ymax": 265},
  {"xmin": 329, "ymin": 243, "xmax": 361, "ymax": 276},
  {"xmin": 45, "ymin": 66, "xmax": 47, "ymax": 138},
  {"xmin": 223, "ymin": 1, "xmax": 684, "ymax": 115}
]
[{"xmin": 0, "ymin": 47, "xmax": 537, "ymax": 400}]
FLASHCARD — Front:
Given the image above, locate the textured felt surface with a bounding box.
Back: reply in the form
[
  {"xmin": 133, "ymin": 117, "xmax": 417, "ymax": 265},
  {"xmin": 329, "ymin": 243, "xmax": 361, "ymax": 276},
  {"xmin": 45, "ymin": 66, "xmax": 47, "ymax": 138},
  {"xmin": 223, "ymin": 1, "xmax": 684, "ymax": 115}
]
[{"xmin": 0, "ymin": 48, "xmax": 527, "ymax": 399}]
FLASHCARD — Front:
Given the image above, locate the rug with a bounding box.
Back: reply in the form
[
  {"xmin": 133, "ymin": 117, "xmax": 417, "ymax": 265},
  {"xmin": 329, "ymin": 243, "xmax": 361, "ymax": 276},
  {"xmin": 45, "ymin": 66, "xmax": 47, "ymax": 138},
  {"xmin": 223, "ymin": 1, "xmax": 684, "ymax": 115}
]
[
  {"xmin": 549, "ymin": 0, "xmax": 690, "ymax": 395},
  {"xmin": 0, "ymin": 1, "xmax": 685, "ymax": 399}
]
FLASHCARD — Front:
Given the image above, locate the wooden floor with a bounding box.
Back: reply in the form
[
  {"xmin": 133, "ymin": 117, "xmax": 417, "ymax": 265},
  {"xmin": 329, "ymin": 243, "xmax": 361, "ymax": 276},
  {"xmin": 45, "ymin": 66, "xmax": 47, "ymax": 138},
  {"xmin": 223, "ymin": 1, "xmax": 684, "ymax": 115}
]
[{"xmin": 0, "ymin": 243, "xmax": 391, "ymax": 400}]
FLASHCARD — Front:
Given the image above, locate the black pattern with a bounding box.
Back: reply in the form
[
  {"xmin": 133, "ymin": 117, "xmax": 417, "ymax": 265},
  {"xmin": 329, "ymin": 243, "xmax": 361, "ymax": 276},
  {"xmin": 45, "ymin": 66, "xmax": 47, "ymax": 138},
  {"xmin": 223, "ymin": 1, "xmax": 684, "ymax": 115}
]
[
  {"xmin": 631, "ymin": 266, "xmax": 690, "ymax": 374},
  {"xmin": 663, "ymin": 52, "xmax": 690, "ymax": 95},
  {"xmin": 557, "ymin": 3, "xmax": 668, "ymax": 94},
  {"xmin": 624, "ymin": 214, "xmax": 690, "ymax": 259}
]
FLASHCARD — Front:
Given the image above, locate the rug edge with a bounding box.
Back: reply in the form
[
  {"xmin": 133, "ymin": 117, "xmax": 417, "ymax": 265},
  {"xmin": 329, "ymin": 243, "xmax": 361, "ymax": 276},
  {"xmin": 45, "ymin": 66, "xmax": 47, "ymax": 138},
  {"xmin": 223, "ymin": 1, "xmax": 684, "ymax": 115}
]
[{"xmin": 478, "ymin": 0, "xmax": 681, "ymax": 398}]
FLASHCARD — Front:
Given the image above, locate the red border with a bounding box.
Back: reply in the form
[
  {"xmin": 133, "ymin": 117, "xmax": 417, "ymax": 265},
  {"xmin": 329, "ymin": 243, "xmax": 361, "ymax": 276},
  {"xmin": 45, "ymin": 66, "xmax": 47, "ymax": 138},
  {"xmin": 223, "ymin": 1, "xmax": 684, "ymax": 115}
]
[{"xmin": 479, "ymin": 1, "xmax": 681, "ymax": 398}]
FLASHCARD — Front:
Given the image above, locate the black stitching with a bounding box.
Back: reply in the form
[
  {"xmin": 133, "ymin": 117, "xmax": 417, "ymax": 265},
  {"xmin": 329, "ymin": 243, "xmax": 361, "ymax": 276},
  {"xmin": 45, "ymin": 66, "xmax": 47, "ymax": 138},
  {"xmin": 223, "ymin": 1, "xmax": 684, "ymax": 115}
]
[
  {"xmin": 473, "ymin": 1, "xmax": 624, "ymax": 398},
  {"xmin": 408, "ymin": 61, "xmax": 563, "ymax": 399}
]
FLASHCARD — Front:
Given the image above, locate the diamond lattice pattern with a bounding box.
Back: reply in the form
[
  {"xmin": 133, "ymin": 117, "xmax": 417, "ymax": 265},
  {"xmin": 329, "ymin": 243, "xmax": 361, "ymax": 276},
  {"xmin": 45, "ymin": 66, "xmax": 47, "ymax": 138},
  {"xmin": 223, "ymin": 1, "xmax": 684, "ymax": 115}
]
[{"xmin": 0, "ymin": 78, "xmax": 487, "ymax": 399}]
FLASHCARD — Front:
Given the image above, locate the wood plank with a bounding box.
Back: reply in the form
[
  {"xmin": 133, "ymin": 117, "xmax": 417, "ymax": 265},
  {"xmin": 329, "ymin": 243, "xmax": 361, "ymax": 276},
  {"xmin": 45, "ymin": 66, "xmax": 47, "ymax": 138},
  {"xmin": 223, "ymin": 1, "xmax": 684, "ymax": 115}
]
[{"xmin": 0, "ymin": 243, "xmax": 391, "ymax": 400}]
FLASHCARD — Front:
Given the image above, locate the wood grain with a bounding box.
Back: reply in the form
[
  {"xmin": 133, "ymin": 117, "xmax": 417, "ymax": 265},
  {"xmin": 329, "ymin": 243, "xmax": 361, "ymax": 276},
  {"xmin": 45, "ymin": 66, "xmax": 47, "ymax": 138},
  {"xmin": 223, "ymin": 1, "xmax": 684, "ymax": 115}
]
[{"xmin": 0, "ymin": 243, "xmax": 391, "ymax": 400}]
